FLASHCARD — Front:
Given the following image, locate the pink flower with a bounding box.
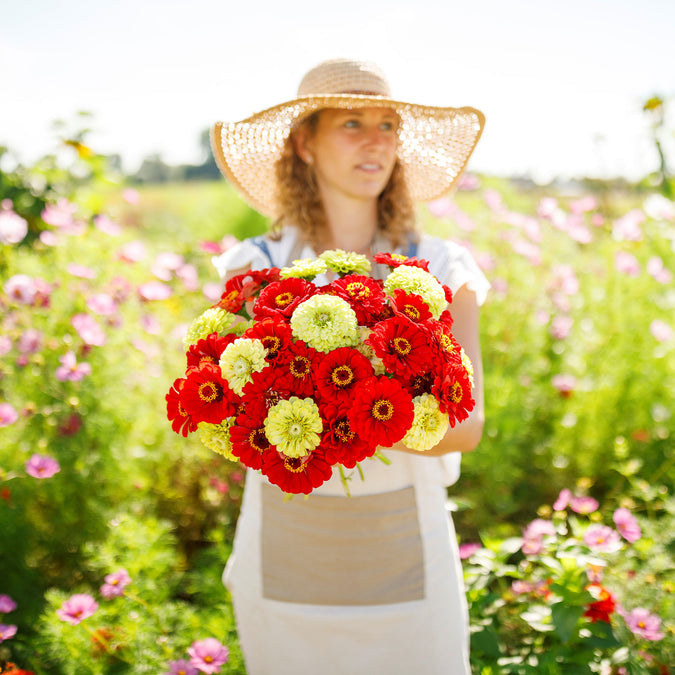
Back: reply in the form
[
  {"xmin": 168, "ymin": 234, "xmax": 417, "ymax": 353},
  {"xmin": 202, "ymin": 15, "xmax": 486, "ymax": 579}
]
[
  {"xmin": 564, "ymin": 215, "xmax": 593, "ymax": 244},
  {"xmin": 93, "ymin": 214, "xmax": 122, "ymax": 236},
  {"xmin": 187, "ymin": 637, "xmax": 229, "ymax": 673},
  {"xmin": 550, "ymin": 264, "xmax": 579, "ymax": 296},
  {"xmin": 42, "ymin": 199, "xmax": 77, "ymax": 228},
  {"xmin": 0, "ymin": 336, "xmax": 11, "ymax": 355},
  {"xmin": 483, "ymin": 189, "xmax": 504, "ymax": 213},
  {"xmin": 101, "ymin": 569, "xmax": 132, "ymax": 599},
  {"xmin": 583, "ymin": 524, "xmax": 622, "ymax": 553},
  {"xmin": 67, "ymin": 263, "xmax": 97, "ymax": 279},
  {"xmin": 550, "ymin": 315, "xmax": 573, "ymax": 340},
  {"xmin": 646, "ymin": 256, "xmax": 673, "ymax": 284},
  {"xmin": 0, "ymin": 595, "xmax": 17, "ymax": 613},
  {"xmin": 612, "ymin": 209, "xmax": 645, "ymax": 241},
  {"xmin": 537, "ymin": 196, "xmax": 559, "ymax": 218},
  {"xmin": 0, "ymin": 403, "xmax": 19, "ymax": 427},
  {"xmin": 177, "ymin": 264, "xmax": 199, "ymax": 292},
  {"xmin": 570, "ymin": 496, "xmax": 599, "ymax": 515},
  {"xmin": 622, "ymin": 607, "xmax": 664, "ymax": 641},
  {"xmin": 650, "ymin": 319, "xmax": 673, "ymax": 343},
  {"xmin": 458, "ymin": 172, "xmax": 481, "ymax": 191},
  {"xmin": 511, "ymin": 580, "xmax": 533, "ymax": 595},
  {"xmin": 4, "ymin": 274, "xmax": 38, "ymax": 305},
  {"xmin": 119, "ymin": 240, "xmax": 147, "ymax": 263},
  {"xmin": 643, "ymin": 193, "xmax": 675, "ymax": 221},
  {"xmin": 570, "ymin": 195, "xmax": 597, "ymax": 214},
  {"xmin": 613, "ymin": 507, "xmax": 641, "ymax": 543},
  {"xmin": 0, "ymin": 210, "xmax": 28, "ymax": 244},
  {"xmin": 122, "ymin": 188, "xmax": 140, "ymax": 204},
  {"xmin": 614, "ymin": 251, "xmax": 641, "ymax": 277},
  {"xmin": 203, "ymin": 282, "xmax": 223, "ymax": 302},
  {"xmin": 56, "ymin": 593, "xmax": 98, "ymax": 625},
  {"xmin": 138, "ymin": 281, "xmax": 172, "ymax": 301},
  {"xmin": 86, "ymin": 293, "xmax": 117, "ymax": 316},
  {"xmin": 18, "ymin": 328, "xmax": 42, "ymax": 354},
  {"xmin": 152, "ymin": 252, "xmax": 185, "ymax": 281},
  {"xmin": 458, "ymin": 542, "xmax": 482, "ymax": 560},
  {"xmin": 0, "ymin": 624, "xmax": 17, "ymax": 642},
  {"xmin": 552, "ymin": 374, "xmax": 576, "ymax": 396},
  {"xmin": 25, "ymin": 454, "xmax": 60, "ymax": 479},
  {"xmin": 553, "ymin": 488, "xmax": 571, "ymax": 511},
  {"xmin": 72, "ymin": 313, "xmax": 107, "ymax": 346},
  {"xmin": 55, "ymin": 351, "xmax": 92, "ymax": 381},
  {"xmin": 165, "ymin": 660, "xmax": 199, "ymax": 675},
  {"xmin": 522, "ymin": 519, "xmax": 556, "ymax": 555}
]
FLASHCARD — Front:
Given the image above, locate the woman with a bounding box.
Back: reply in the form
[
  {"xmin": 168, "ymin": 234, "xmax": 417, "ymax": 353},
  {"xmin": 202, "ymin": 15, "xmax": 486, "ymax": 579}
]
[{"xmin": 211, "ymin": 58, "xmax": 488, "ymax": 674}]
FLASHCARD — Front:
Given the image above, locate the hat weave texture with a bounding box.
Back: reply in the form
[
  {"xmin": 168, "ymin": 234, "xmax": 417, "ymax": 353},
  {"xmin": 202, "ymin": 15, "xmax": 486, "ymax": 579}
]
[{"xmin": 212, "ymin": 59, "xmax": 485, "ymax": 218}]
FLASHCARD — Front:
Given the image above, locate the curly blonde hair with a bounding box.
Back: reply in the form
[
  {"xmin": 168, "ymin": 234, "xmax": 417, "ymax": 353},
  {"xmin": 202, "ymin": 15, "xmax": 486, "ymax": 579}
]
[{"xmin": 272, "ymin": 111, "xmax": 417, "ymax": 250}]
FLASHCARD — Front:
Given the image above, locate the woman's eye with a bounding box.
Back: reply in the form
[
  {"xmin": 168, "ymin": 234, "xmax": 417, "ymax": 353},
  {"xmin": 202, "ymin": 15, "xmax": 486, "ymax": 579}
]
[
  {"xmin": 380, "ymin": 121, "xmax": 394, "ymax": 131},
  {"xmin": 344, "ymin": 119, "xmax": 360, "ymax": 128}
]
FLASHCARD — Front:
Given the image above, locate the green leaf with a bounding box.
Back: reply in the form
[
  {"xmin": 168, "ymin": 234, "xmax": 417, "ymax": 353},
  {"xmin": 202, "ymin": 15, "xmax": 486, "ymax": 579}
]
[
  {"xmin": 551, "ymin": 602, "xmax": 583, "ymax": 643},
  {"xmin": 471, "ymin": 626, "xmax": 502, "ymax": 658}
]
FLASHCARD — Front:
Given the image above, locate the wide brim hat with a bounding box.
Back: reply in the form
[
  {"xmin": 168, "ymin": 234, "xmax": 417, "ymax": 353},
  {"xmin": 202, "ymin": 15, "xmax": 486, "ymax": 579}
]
[{"xmin": 211, "ymin": 58, "xmax": 485, "ymax": 218}]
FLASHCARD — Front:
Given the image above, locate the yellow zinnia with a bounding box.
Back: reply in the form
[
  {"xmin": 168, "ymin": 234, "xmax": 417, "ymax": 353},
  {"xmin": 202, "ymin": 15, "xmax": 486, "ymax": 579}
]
[{"xmin": 264, "ymin": 396, "xmax": 323, "ymax": 458}]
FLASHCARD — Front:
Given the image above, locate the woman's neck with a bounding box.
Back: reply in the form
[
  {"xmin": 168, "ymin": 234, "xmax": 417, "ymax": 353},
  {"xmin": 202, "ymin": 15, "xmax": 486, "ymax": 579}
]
[{"xmin": 318, "ymin": 193, "xmax": 379, "ymax": 255}]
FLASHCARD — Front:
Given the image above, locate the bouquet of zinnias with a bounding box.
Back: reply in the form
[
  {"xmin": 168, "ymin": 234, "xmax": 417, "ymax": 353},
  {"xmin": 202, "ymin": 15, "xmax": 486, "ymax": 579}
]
[{"xmin": 166, "ymin": 249, "xmax": 475, "ymax": 494}]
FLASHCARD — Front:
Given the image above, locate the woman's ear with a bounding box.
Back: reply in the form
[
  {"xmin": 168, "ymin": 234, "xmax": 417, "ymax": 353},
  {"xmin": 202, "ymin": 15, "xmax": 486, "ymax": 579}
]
[{"xmin": 292, "ymin": 129, "xmax": 314, "ymax": 165}]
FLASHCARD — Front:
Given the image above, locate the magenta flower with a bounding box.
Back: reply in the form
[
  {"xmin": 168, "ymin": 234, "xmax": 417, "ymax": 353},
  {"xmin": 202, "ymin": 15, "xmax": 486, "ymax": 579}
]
[
  {"xmin": 72, "ymin": 313, "xmax": 107, "ymax": 346},
  {"xmin": 613, "ymin": 507, "xmax": 641, "ymax": 543},
  {"xmin": 18, "ymin": 328, "xmax": 42, "ymax": 354},
  {"xmin": 101, "ymin": 569, "xmax": 132, "ymax": 599},
  {"xmin": 522, "ymin": 519, "xmax": 556, "ymax": 555},
  {"xmin": 56, "ymin": 593, "xmax": 98, "ymax": 625},
  {"xmin": 458, "ymin": 542, "xmax": 482, "ymax": 560},
  {"xmin": 570, "ymin": 496, "xmax": 599, "ymax": 515},
  {"xmin": 165, "ymin": 660, "xmax": 199, "ymax": 675},
  {"xmin": 187, "ymin": 637, "xmax": 229, "ymax": 673},
  {"xmin": 55, "ymin": 351, "xmax": 92, "ymax": 382},
  {"xmin": 138, "ymin": 281, "xmax": 173, "ymax": 301},
  {"xmin": 650, "ymin": 319, "xmax": 673, "ymax": 343},
  {"xmin": 0, "ymin": 403, "xmax": 19, "ymax": 428},
  {"xmin": 0, "ymin": 210, "xmax": 28, "ymax": 245},
  {"xmin": 86, "ymin": 292, "xmax": 118, "ymax": 316},
  {"xmin": 553, "ymin": 489, "xmax": 571, "ymax": 511},
  {"xmin": 614, "ymin": 251, "xmax": 640, "ymax": 277},
  {"xmin": 0, "ymin": 624, "xmax": 17, "ymax": 642},
  {"xmin": 0, "ymin": 595, "xmax": 17, "ymax": 613},
  {"xmin": 622, "ymin": 607, "xmax": 664, "ymax": 641},
  {"xmin": 25, "ymin": 454, "xmax": 61, "ymax": 479},
  {"xmin": 583, "ymin": 524, "xmax": 622, "ymax": 553},
  {"xmin": 4, "ymin": 274, "xmax": 38, "ymax": 305}
]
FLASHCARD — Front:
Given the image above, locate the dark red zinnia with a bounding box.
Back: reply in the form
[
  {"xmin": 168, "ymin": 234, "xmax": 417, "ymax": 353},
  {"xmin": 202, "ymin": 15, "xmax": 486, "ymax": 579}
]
[
  {"xmin": 320, "ymin": 401, "xmax": 376, "ymax": 468},
  {"xmin": 373, "ymin": 252, "xmax": 430, "ymax": 272},
  {"xmin": 217, "ymin": 268, "xmax": 282, "ymax": 314},
  {"xmin": 253, "ymin": 277, "xmax": 316, "ymax": 320},
  {"xmin": 243, "ymin": 317, "xmax": 293, "ymax": 363},
  {"xmin": 278, "ymin": 339, "xmax": 320, "ymax": 397},
  {"xmin": 229, "ymin": 400, "xmax": 272, "ymax": 470},
  {"xmin": 186, "ymin": 331, "xmax": 238, "ymax": 370},
  {"xmin": 348, "ymin": 375, "xmax": 414, "ymax": 447},
  {"xmin": 261, "ymin": 447, "xmax": 333, "ymax": 494},
  {"xmin": 241, "ymin": 364, "xmax": 293, "ymax": 410},
  {"xmin": 180, "ymin": 363, "xmax": 237, "ymax": 424},
  {"xmin": 166, "ymin": 377, "xmax": 198, "ymax": 437},
  {"xmin": 327, "ymin": 274, "xmax": 386, "ymax": 326},
  {"xmin": 314, "ymin": 346, "xmax": 374, "ymax": 406},
  {"xmin": 389, "ymin": 288, "xmax": 433, "ymax": 323},
  {"xmin": 431, "ymin": 362, "xmax": 474, "ymax": 426}
]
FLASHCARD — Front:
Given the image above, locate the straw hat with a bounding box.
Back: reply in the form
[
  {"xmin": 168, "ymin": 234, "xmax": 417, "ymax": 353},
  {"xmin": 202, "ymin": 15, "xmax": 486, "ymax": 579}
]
[{"xmin": 211, "ymin": 58, "xmax": 485, "ymax": 218}]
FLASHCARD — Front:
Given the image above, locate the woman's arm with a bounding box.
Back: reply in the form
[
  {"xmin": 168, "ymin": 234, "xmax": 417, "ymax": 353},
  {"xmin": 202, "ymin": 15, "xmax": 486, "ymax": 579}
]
[{"xmin": 389, "ymin": 284, "xmax": 485, "ymax": 456}]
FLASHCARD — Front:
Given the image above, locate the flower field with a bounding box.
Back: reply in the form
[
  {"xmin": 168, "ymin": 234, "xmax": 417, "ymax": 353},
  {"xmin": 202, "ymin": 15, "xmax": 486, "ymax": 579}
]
[{"xmin": 0, "ymin": 143, "xmax": 673, "ymax": 673}]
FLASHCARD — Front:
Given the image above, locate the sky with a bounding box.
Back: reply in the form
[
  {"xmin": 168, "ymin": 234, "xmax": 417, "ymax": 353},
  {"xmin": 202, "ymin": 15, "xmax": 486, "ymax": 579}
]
[{"xmin": 1, "ymin": 0, "xmax": 674, "ymax": 182}]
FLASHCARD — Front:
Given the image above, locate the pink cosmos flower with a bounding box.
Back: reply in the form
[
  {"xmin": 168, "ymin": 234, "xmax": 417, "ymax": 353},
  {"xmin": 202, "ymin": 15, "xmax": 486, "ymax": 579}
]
[
  {"xmin": 458, "ymin": 172, "xmax": 481, "ymax": 191},
  {"xmin": 643, "ymin": 193, "xmax": 675, "ymax": 221},
  {"xmin": 553, "ymin": 488, "xmax": 571, "ymax": 511},
  {"xmin": 511, "ymin": 238, "xmax": 541, "ymax": 265},
  {"xmin": 522, "ymin": 519, "xmax": 556, "ymax": 555},
  {"xmin": 550, "ymin": 315, "xmax": 573, "ymax": 340},
  {"xmin": 86, "ymin": 293, "xmax": 117, "ymax": 316},
  {"xmin": 138, "ymin": 281, "xmax": 173, "ymax": 301},
  {"xmin": 550, "ymin": 264, "xmax": 579, "ymax": 296},
  {"xmin": 570, "ymin": 195, "xmax": 597, "ymax": 214},
  {"xmin": 0, "ymin": 403, "xmax": 19, "ymax": 427},
  {"xmin": 4, "ymin": 274, "xmax": 38, "ymax": 305},
  {"xmin": 72, "ymin": 313, "xmax": 107, "ymax": 346},
  {"xmin": 583, "ymin": 524, "xmax": 622, "ymax": 553},
  {"xmin": 511, "ymin": 580, "xmax": 533, "ymax": 595},
  {"xmin": 0, "ymin": 336, "xmax": 11, "ymax": 355},
  {"xmin": 203, "ymin": 282, "xmax": 223, "ymax": 302},
  {"xmin": 0, "ymin": 210, "xmax": 28, "ymax": 244},
  {"xmin": 119, "ymin": 240, "xmax": 147, "ymax": 263},
  {"xmin": 483, "ymin": 189, "xmax": 504, "ymax": 213},
  {"xmin": 187, "ymin": 637, "xmax": 230, "ymax": 673},
  {"xmin": 552, "ymin": 374, "xmax": 576, "ymax": 396},
  {"xmin": 570, "ymin": 496, "xmax": 599, "ymax": 515},
  {"xmin": 614, "ymin": 251, "xmax": 640, "ymax": 277},
  {"xmin": 152, "ymin": 252, "xmax": 185, "ymax": 281},
  {"xmin": 101, "ymin": 569, "xmax": 132, "ymax": 599},
  {"xmin": 458, "ymin": 542, "xmax": 482, "ymax": 560},
  {"xmin": 0, "ymin": 624, "xmax": 17, "ymax": 642},
  {"xmin": 622, "ymin": 607, "xmax": 664, "ymax": 641},
  {"xmin": 42, "ymin": 198, "xmax": 77, "ymax": 228},
  {"xmin": 25, "ymin": 454, "xmax": 60, "ymax": 478},
  {"xmin": 18, "ymin": 328, "xmax": 42, "ymax": 354},
  {"xmin": 141, "ymin": 314, "xmax": 162, "ymax": 335},
  {"xmin": 613, "ymin": 507, "xmax": 641, "ymax": 543},
  {"xmin": 57, "ymin": 593, "xmax": 98, "ymax": 625},
  {"xmin": 650, "ymin": 320, "xmax": 674, "ymax": 343},
  {"xmin": 612, "ymin": 209, "xmax": 645, "ymax": 241},
  {"xmin": 0, "ymin": 595, "xmax": 17, "ymax": 613},
  {"xmin": 55, "ymin": 351, "xmax": 92, "ymax": 381},
  {"xmin": 646, "ymin": 256, "xmax": 673, "ymax": 284},
  {"xmin": 176, "ymin": 264, "xmax": 199, "ymax": 292},
  {"xmin": 122, "ymin": 188, "xmax": 140, "ymax": 204},
  {"xmin": 93, "ymin": 214, "xmax": 122, "ymax": 236},
  {"xmin": 67, "ymin": 263, "xmax": 97, "ymax": 279},
  {"xmin": 537, "ymin": 197, "xmax": 558, "ymax": 218},
  {"xmin": 165, "ymin": 660, "xmax": 199, "ymax": 675},
  {"xmin": 564, "ymin": 215, "xmax": 593, "ymax": 244}
]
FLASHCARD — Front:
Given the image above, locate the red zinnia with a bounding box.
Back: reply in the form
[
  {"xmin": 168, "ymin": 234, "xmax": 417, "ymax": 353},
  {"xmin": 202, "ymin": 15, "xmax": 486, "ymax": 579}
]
[
  {"xmin": 432, "ymin": 363, "xmax": 474, "ymax": 426},
  {"xmin": 262, "ymin": 448, "xmax": 333, "ymax": 494},
  {"xmin": 166, "ymin": 377, "xmax": 198, "ymax": 436},
  {"xmin": 328, "ymin": 274, "xmax": 386, "ymax": 326},
  {"xmin": 243, "ymin": 318, "xmax": 293, "ymax": 363},
  {"xmin": 217, "ymin": 268, "xmax": 281, "ymax": 313},
  {"xmin": 253, "ymin": 277, "xmax": 316, "ymax": 320},
  {"xmin": 229, "ymin": 400, "xmax": 272, "ymax": 470},
  {"xmin": 314, "ymin": 346, "xmax": 374, "ymax": 406},
  {"xmin": 373, "ymin": 252, "xmax": 430, "ymax": 272},
  {"xmin": 279, "ymin": 339, "xmax": 320, "ymax": 397},
  {"xmin": 583, "ymin": 583, "xmax": 616, "ymax": 623},
  {"xmin": 186, "ymin": 331, "xmax": 237, "ymax": 371},
  {"xmin": 180, "ymin": 363, "xmax": 236, "ymax": 424},
  {"xmin": 241, "ymin": 364, "xmax": 293, "ymax": 410},
  {"xmin": 389, "ymin": 288, "xmax": 433, "ymax": 323},
  {"xmin": 366, "ymin": 316, "xmax": 435, "ymax": 377},
  {"xmin": 348, "ymin": 375, "xmax": 414, "ymax": 446},
  {"xmin": 320, "ymin": 401, "xmax": 376, "ymax": 467}
]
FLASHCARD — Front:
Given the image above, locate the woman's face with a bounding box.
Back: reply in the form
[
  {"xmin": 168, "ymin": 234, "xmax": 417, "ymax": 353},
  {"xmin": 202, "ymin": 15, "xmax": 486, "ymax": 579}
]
[{"xmin": 298, "ymin": 107, "xmax": 399, "ymax": 205}]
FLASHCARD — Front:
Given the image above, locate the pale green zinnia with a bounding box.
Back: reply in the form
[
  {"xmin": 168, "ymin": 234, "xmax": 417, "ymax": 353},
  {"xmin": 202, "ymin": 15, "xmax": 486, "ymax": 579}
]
[
  {"xmin": 183, "ymin": 307, "xmax": 245, "ymax": 350},
  {"xmin": 319, "ymin": 249, "xmax": 371, "ymax": 276},
  {"xmin": 280, "ymin": 257, "xmax": 328, "ymax": 280},
  {"xmin": 384, "ymin": 266, "xmax": 446, "ymax": 319},
  {"xmin": 219, "ymin": 338, "xmax": 268, "ymax": 395},
  {"xmin": 264, "ymin": 396, "xmax": 323, "ymax": 458},
  {"xmin": 402, "ymin": 394, "xmax": 450, "ymax": 451},
  {"xmin": 290, "ymin": 295, "xmax": 359, "ymax": 353},
  {"xmin": 355, "ymin": 326, "xmax": 385, "ymax": 375},
  {"xmin": 461, "ymin": 348, "xmax": 475, "ymax": 388},
  {"xmin": 198, "ymin": 419, "xmax": 236, "ymax": 461}
]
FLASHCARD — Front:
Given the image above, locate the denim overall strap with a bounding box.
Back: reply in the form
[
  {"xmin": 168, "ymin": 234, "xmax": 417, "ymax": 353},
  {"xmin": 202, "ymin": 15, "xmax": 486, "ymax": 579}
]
[{"xmin": 249, "ymin": 236, "xmax": 274, "ymax": 267}]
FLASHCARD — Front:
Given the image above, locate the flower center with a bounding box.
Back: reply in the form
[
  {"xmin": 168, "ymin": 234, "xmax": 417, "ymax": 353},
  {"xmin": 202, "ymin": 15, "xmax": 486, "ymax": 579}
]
[
  {"xmin": 262, "ymin": 335, "xmax": 282, "ymax": 355},
  {"xmin": 335, "ymin": 419, "xmax": 355, "ymax": 443},
  {"xmin": 283, "ymin": 455, "xmax": 306, "ymax": 473},
  {"xmin": 288, "ymin": 422, "xmax": 303, "ymax": 437},
  {"xmin": 392, "ymin": 337, "xmax": 411, "ymax": 356},
  {"xmin": 372, "ymin": 399, "xmax": 394, "ymax": 421},
  {"xmin": 404, "ymin": 305, "xmax": 420, "ymax": 320},
  {"xmin": 249, "ymin": 428, "xmax": 269, "ymax": 453},
  {"xmin": 440, "ymin": 335, "xmax": 454, "ymax": 353},
  {"xmin": 331, "ymin": 365, "xmax": 354, "ymax": 388},
  {"xmin": 178, "ymin": 402, "xmax": 188, "ymax": 417},
  {"xmin": 198, "ymin": 381, "xmax": 220, "ymax": 403},
  {"xmin": 223, "ymin": 290, "xmax": 239, "ymax": 303},
  {"xmin": 289, "ymin": 355, "xmax": 311, "ymax": 378},
  {"xmin": 450, "ymin": 382, "xmax": 463, "ymax": 403},
  {"xmin": 346, "ymin": 281, "xmax": 370, "ymax": 300},
  {"xmin": 275, "ymin": 291, "xmax": 294, "ymax": 308},
  {"xmin": 205, "ymin": 656, "xmax": 214, "ymax": 664},
  {"xmin": 392, "ymin": 253, "xmax": 407, "ymax": 261}
]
